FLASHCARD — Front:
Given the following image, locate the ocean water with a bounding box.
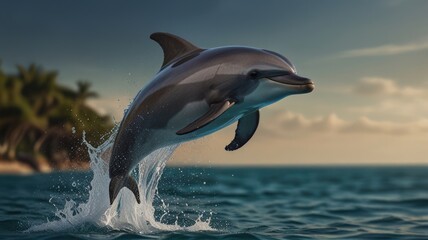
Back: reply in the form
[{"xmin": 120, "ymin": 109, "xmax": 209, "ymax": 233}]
[
  {"xmin": 0, "ymin": 165, "xmax": 427, "ymax": 239},
  {"xmin": 0, "ymin": 128, "xmax": 427, "ymax": 239}
]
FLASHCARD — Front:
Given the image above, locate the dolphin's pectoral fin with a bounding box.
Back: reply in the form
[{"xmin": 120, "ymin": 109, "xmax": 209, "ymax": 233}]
[
  {"xmin": 150, "ymin": 32, "xmax": 202, "ymax": 69},
  {"xmin": 176, "ymin": 100, "xmax": 235, "ymax": 135},
  {"xmin": 225, "ymin": 110, "xmax": 260, "ymax": 151},
  {"xmin": 109, "ymin": 175, "xmax": 141, "ymax": 205}
]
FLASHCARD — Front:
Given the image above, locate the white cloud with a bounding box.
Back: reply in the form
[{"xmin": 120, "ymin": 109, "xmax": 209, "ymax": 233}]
[
  {"xmin": 349, "ymin": 97, "xmax": 428, "ymax": 118},
  {"xmin": 348, "ymin": 77, "xmax": 428, "ymax": 120},
  {"xmin": 267, "ymin": 112, "xmax": 345, "ymax": 132},
  {"xmin": 343, "ymin": 116, "xmax": 428, "ymax": 134},
  {"xmin": 264, "ymin": 111, "xmax": 428, "ymax": 135},
  {"xmin": 352, "ymin": 77, "xmax": 425, "ymax": 97},
  {"xmin": 340, "ymin": 40, "xmax": 428, "ymax": 58}
]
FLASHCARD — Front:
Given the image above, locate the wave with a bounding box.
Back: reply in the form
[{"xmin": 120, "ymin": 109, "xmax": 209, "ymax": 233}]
[
  {"xmin": 27, "ymin": 125, "xmax": 214, "ymax": 233},
  {"xmin": 370, "ymin": 198, "xmax": 428, "ymax": 208}
]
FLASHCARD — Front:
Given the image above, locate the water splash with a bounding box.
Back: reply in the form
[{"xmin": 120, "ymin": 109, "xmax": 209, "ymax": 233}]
[{"xmin": 29, "ymin": 125, "xmax": 214, "ymax": 233}]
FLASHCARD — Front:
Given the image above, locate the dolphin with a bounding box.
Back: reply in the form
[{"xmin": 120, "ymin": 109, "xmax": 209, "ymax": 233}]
[{"xmin": 108, "ymin": 32, "xmax": 314, "ymax": 204}]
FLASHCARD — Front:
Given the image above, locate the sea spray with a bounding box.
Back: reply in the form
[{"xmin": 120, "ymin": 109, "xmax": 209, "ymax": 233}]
[{"xmin": 29, "ymin": 125, "xmax": 214, "ymax": 233}]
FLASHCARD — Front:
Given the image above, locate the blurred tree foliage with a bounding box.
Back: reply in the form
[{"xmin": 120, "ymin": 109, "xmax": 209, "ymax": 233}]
[{"xmin": 0, "ymin": 63, "xmax": 113, "ymax": 171}]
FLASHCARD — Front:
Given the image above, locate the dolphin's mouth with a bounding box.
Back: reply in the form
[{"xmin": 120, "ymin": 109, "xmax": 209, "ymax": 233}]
[{"xmin": 268, "ymin": 74, "xmax": 314, "ymax": 92}]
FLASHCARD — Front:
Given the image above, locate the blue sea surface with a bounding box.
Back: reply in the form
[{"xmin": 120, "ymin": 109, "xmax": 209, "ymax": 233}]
[{"xmin": 1, "ymin": 166, "xmax": 428, "ymax": 239}]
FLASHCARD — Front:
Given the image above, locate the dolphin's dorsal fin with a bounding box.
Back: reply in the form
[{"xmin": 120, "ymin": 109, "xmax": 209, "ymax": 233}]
[{"xmin": 150, "ymin": 32, "xmax": 201, "ymax": 68}]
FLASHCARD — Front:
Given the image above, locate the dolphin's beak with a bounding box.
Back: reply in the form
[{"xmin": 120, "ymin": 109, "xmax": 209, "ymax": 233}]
[{"xmin": 268, "ymin": 74, "xmax": 314, "ymax": 93}]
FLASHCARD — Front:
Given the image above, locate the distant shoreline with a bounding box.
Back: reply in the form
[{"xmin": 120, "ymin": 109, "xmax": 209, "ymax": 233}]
[{"xmin": 0, "ymin": 160, "xmax": 89, "ymax": 175}]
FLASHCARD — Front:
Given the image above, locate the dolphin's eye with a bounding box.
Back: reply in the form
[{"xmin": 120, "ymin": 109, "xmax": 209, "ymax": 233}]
[{"xmin": 249, "ymin": 70, "xmax": 259, "ymax": 79}]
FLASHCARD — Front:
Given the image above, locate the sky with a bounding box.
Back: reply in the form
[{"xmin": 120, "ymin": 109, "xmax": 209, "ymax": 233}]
[{"xmin": 1, "ymin": 0, "xmax": 428, "ymax": 165}]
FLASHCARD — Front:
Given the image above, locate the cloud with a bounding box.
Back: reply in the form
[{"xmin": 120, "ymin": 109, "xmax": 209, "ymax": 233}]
[
  {"xmin": 339, "ymin": 40, "xmax": 428, "ymax": 58},
  {"xmin": 349, "ymin": 96, "xmax": 428, "ymax": 121},
  {"xmin": 343, "ymin": 117, "xmax": 428, "ymax": 134},
  {"xmin": 264, "ymin": 111, "xmax": 428, "ymax": 135},
  {"xmin": 267, "ymin": 112, "xmax": 346, "ymax": 132},
  {"xmin": 352, "ymin": 77, "xmax": 425, "ymax": 97},
  {"xmin": 347, "ymin": 77, "xmax": 428, "ymax": 119}
]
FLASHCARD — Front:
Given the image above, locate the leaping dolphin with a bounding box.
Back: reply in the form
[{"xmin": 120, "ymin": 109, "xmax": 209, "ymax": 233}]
[{"xmin": 109, "ymin": 32, "xmax": 314, "ymax": 204}]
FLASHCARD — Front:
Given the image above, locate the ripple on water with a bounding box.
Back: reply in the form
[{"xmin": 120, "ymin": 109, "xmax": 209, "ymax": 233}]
[
  {"xmin": 410, "ymin": 224, "xmax": 428, "ymax": 234},
  {"xmin": 327, "ymin": 206, "xmax": 374, "ymax": 217},
  {"xmin": 370, "ymin": 198, "xmax": 428, "ymax": 208},
  {"xmin": 298, "ymin": 213, "xmax": 344, "ymax": 221},
  {"xmin": 328, "ymin": 222, "xmax": 360, "ymax": 229},
  {"xmin": 365, "ymin": 215, "xmax": 413, "ymax": 226},
  {"xmin": 345, "ymin": 232, "xmax": 428, "ymax": 240}
]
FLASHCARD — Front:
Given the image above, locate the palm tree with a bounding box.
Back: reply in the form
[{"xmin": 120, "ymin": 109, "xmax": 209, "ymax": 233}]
[
  {"xmin": 1, "ymin": 64, "xmax": 58, "ymax": 160},
  {"xmin": 0, "ymin": 63, "xmax": 113, "ymax": 171}
]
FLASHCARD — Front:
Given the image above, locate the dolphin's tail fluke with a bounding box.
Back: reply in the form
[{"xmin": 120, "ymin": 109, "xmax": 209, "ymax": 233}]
[{"xmin": 109, "ymin": 175, "xmax": 141, "ymax": 205}]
